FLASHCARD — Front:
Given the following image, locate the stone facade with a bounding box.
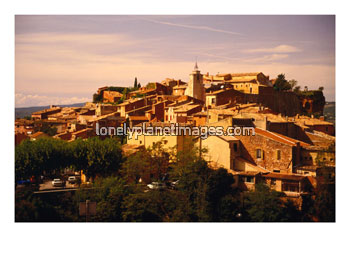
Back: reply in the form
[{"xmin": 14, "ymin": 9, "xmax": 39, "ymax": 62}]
[{"xmin": 185, "ymin": 62, "xmax": 205, "ymax": 102}]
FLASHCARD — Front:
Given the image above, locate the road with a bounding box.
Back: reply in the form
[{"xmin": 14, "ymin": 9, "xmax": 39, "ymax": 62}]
[{"xmin": 39, "ymin": 180, "xmax": 78, "ymax": 191}]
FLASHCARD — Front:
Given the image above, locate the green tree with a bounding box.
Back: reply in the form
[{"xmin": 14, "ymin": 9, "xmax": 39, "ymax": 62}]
[
  {"xmin": 169, "ymin": 141, "xmax": 240, "ymax": 221},
  {"xmin": 274, "ymin": 74, "xmax": 292, "ymax": 91},
  {"xmin": 288, "ymin": 79, "xmax": 298, "ymax": 90},
  {"xmin": 41, "ymin": 125, "xmax": 57, "ymax": 136},
  {"xmin": 134, "ymin": 77, "xmax": 138, "ymax": 89},
  {"xmin": 15, "ymin": 137, "xmax": 71, "ymax": 182},
  {"xmin": 75, "ymin": 176, "xmax": 131, "ymax": 222},
  {"xmin": 71, "ymin": 137, "xmax": 123, "ymax": 181},
  {"xmin": 293, "ymin": 86, "xmax": 301, "ymax": 93},
  {"xmin": 122, "ymin": 149, "xmax": 153, "ymax": 183},
  {"xmin": 92, "ymin": 93, "xmax": 103, "ymax": 103},
  {"xmin": 122, "ymin": 189, "xmax": 173, "ymax": 222},
  {"xmin": 244, "ymin": 183, "xmax": 285, "ymax": 222},
  {"xmin": 314, "ymin": 172, "xmax": 335, "ymax": 222}
]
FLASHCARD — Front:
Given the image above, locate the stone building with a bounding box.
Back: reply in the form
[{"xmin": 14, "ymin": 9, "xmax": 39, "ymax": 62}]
[
  {"xmin": 103, "ymin": 90, "xmax": 123, "ymax": 103},
  {"xmin": 126, "ymin": 122, "xmax": 194, "ymax": 153},
  {"xmin": 203, "ymin": 72, "xmax": 273, "ymax": 95},
  {"xmin": 31, "ymin": 107, "xmax": 61, "ymax": 120},
  {"xmin": 234, "ymin": 128, "xmax": 307, "ymax": 174},
  {"xmin": 185, "ymin": 62, "xmax": 205, "ymax": 102}
]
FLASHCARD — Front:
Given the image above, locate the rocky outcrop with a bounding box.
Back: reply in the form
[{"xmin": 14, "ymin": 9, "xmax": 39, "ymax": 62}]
[{"xmin": 237, "ymin": 90, "xmax": 325, "ymax": 117}]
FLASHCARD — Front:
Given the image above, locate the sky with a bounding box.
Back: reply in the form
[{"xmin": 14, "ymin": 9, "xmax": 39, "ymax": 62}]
[{"xmin": 15, "ymin": 15, "xmax": 335, "ymax": 107}]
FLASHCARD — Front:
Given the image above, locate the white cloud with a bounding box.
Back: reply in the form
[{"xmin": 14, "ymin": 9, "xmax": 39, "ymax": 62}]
[
  {"xmin": 142, "ymin": 18, "xmax": 243, "ymax": 36},
  {"xmin": 244, "ymin": 45, "xmax": 301, "ymax": 54},
  {"xmin": 243, "ymin": 54, "xmax": 289, "ymax": 63},
  {"xmin": 15, "ymin": 33, "xmax": 334, "ymax": 104},
  {"xmin": 15, "ymin": 93, "xmax": 90, "ymax": 107}
]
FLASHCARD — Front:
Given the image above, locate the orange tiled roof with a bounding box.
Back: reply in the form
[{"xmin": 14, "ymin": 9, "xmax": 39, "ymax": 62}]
[
  {"xmin": 262, "ymin": 172, "xmax": 305, "ymax": 181},
  {"xmin": 129, "ymin": 116, "xmax": 149, "ymax": 121},
  {"xmin": 255, "ymin": 128, "xmax": 311, "ymax": 147}
]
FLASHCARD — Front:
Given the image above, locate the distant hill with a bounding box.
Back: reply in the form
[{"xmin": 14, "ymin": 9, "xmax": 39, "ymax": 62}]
[
  {"xmin": 324, "ymin": 101, "xmax": 335, "ymax": 124},
  {"xmin": 15, "ymin": 103, "xmax": 86, "ymax": 119}
]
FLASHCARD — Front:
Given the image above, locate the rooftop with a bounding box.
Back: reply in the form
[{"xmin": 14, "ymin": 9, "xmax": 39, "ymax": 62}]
[{"xmin": 255, "ymin": 128, "xmax": 311, "ymax": 147}]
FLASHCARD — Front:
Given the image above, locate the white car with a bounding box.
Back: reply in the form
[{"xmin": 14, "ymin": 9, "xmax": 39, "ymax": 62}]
[
  {"xmin": 52, "ymin": 178, "xmax": 65, "ymax": 187},
  {"xmin": 147, "ymin": 182, "xmax": 166, "ymax": 190},
  {"xmin": 68, "ymin": 176, "xmax": 77, "ymax": 184},
  {"xmin": 170, "ymin": 180, "xmax": 179, "ymax": 189}
]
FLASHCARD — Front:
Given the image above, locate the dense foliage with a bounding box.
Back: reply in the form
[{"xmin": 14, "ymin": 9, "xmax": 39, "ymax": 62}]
[
  {"xmin": 15, "ymin": 137, "xmax": 123, "ymax": 182},
  {"xmin": 274, "ymin": 73, "xmax": 292, "ymax": 91},
  {"xmin": 15, "ymin": 138, "xmax": 335, "ymax": 222}
]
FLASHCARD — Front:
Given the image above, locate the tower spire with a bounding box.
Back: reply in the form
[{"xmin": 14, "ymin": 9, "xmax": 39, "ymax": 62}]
[{"xmin": 194, "ymin": 57, "xmax": 198, "ymax": 70}]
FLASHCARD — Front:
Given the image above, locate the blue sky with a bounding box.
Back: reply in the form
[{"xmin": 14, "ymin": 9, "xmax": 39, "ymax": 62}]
[{"xmin": 15, "ymin": 15, "xmax": 335, "ymax": 107}]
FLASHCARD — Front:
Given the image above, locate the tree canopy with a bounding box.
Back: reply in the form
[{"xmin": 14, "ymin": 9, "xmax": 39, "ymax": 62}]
[{"xmin": 274, "ymin": 73, "xmax": 292, "ymax": 91}]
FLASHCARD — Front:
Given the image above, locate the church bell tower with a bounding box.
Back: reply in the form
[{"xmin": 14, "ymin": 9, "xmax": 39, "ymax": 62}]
[{"xmin": 186, "ymin": 61, "xmax": 205, "ymax": 102}]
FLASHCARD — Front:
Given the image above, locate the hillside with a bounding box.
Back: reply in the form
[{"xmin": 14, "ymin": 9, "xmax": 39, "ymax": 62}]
[
  {"xmin": 15, "ymin": 103, "xmax": 86, "ymax": 119},
  {"xmin": 324, "ymin": 101, "xmax": 335, "ymax": 124}
]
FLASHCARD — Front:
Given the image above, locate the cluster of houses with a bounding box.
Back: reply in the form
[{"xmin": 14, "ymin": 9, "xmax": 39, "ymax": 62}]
[{"xmin": 15, "ymin": 63, "xmax": 335, "ymax": 205}]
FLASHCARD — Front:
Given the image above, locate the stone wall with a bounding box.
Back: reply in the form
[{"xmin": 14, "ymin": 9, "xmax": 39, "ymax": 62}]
[{"xmin": 234, "ymin": 132, "xmax": 296, "ymax": 173}]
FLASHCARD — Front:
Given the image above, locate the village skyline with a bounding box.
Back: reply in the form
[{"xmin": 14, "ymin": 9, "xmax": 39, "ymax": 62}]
[{"xmin": 15, "ymin": 15, "xmax": 335, "ymax": 107}]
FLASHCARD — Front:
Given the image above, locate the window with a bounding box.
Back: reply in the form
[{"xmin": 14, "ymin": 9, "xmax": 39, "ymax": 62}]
[
  {"xmin": 211, "ymin": 98, "xmax": 216, "ymax": 104},
  {"xmin": 241, "ymin": 176, "xmax": 254, "ymax": 183},
  {"xmin": 139, "ymin": 140, "xmax": 142, "ymax": 144},
  {"xmin": 233, "ymin": 143, "xmax": 238, "ymax": 152},
  {"xmin": 326, "ymin": 127, "xmax": 328, "ymax": 132},
  {"xmin": 276, "ymin": 150, "xmax": 281, "ymax": 160},
  {"xmin": 256, "ymin": 149, "xmax": 262, "ymax": 159},
  {"xmin": 250, "ymin": 88, "xmax": 252, "ymax": 93},
  {"xmin": 270, "ymin": 178, "xmax": 276, "ymax": 186},
  {"xmin": 273, "ymin": 169, "xmax": 280, "ymax": 173},
  {"xmin": 282, "ymin": 181, "xmax": 299, "ymax": 192}
]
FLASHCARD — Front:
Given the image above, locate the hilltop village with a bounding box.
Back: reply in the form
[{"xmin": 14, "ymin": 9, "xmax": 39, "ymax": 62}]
[{"xmin": 15, "ymin": 63, "xmax": 335, "ymax": 205}]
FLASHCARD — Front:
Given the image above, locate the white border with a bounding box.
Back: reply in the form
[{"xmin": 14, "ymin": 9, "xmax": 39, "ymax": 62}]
[{"xmin": 2, "ymin": 1, "xmax": 348, "ymax": 263}]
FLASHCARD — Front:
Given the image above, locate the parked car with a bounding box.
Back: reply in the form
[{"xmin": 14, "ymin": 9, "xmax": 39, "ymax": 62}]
[
  {"xmin": 52, "ymin": 178, "xmax": 66, "ymax": 187},
  {"xmin": 147, "ymin": 182, "xmax": 167, "ymax": 190},
  {"xmin": 17, "ymin": 179, "xmax": 31, "ymax": 186},
  {"xmin": 68, "ymin": 176, "xmax": 78, "ymax": 184},
  {"xmin": 29, "ymin": 175, "xmax": 43, "ymax": 184},
  {"xmin": 170, "ymin": 180, "xmax": 179, "ymax": 189}
]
